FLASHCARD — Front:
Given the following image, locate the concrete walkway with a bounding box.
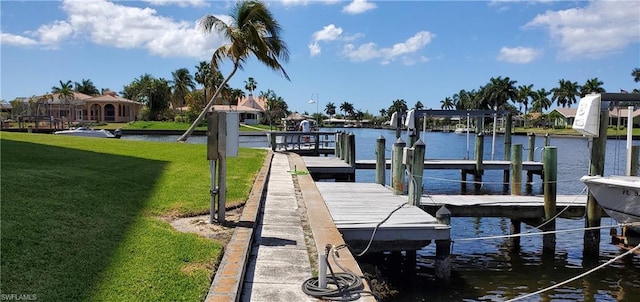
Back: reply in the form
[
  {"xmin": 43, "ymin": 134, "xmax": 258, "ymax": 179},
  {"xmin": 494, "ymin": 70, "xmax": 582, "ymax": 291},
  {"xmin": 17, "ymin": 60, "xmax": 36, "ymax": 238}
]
[{"xmin": 241, "ymin": 153, "xmax": 315, "ymax": 301}]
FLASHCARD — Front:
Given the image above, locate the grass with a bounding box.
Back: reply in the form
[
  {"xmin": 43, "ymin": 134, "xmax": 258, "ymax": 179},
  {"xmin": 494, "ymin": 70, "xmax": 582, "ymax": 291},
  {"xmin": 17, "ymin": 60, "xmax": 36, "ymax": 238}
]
[{"xmin": 1, "ymin": 132, "xmax": 267, "ymax": 300}]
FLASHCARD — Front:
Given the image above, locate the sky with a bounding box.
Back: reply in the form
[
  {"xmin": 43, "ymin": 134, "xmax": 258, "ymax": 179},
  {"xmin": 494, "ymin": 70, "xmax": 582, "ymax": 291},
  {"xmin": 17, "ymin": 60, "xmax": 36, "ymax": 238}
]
[{"xmin": 1, "ymin": 0, "xmax": 639, "ymax": 115}]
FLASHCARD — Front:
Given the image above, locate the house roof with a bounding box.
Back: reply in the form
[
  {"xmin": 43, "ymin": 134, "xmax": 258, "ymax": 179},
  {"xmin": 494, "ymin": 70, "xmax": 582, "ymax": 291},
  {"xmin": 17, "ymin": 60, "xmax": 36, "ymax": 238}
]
[
  {"xmin": 87, "ymin": 94, "xmax": 142, "ymax": 104},
  {"xmin": 238, "ymin": 95, "xmax": 266, "ymax": 111},
  {"xmin": 212, "ymin": 104, "xmax": 262, "ymax": 113}
]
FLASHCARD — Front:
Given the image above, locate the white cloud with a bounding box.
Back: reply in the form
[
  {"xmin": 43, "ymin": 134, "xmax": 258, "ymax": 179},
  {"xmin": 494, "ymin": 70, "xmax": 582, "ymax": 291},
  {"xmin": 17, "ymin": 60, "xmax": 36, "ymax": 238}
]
[
  {"xmin": 497, "ymin": 46, "xmax": 540, "ymax": 63},
  {"xmin": 308, "ymin": 24, "xmax": 343, "ymax": 56},
  {"xmin": 342, "ymin": 31, "xmax": 434, "ymax": 65},
  {"xmin": 0, "ymin": 33, "xmax": 39, "ymax": 47},
  {"xmin": 309, "ymin": 41, "xmax": 321, "ymax": 56},
  {"xmin": 524, "ymin": 0, "xmax": 640, "ymax": 59},
  {"xmin": 1, "ymin": 0, "xmax": 223, "ymax": 59},
  {"xmin": 342, "ymin": 0, "xmax": 376, "ymax": 15},
  {"xmin": 143, "ymin": 0, "xmax": 209, "ymax": 8}
]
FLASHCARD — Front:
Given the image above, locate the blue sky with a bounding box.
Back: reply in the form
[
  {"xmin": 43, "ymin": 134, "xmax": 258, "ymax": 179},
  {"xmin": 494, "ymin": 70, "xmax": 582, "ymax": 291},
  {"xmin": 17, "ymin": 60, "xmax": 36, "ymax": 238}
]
[{"xmin": 1, "ymin": 0, "xmax": 639, "ymax": 115}]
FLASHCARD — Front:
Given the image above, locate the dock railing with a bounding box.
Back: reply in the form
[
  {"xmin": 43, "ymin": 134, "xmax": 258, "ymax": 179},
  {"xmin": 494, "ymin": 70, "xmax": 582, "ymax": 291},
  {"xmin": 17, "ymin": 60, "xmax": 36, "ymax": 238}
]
[{"xmin": 268, "ymin": 131, "xmax": 337, "ymax": 155}]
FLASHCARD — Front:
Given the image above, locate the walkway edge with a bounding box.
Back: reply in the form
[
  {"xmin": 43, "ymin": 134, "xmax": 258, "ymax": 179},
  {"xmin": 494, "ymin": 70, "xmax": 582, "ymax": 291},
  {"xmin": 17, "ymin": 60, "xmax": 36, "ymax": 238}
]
[
  {"xmin": 289, "ymin": 154, "xmax": 377, "ymax": 302},
  {"xmin": 205, "ymin": 151, "xmax": 273, "ymax": 302}
]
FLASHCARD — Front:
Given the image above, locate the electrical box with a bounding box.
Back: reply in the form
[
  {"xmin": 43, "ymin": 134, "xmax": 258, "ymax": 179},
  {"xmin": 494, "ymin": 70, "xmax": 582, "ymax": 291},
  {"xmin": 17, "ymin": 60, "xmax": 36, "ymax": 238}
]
[
  {"xmin": 572, "ymin": 94, "xmax": 601, "ymax": 137},
  {"xmin": 207, "ymin": 111, "xmax": 239, "ymax": 160},
  {"xmin": 402, "ymin": 147, "xmax": 414, "ymax": 165},
  {"xmin": 220, "ymin": 112, "xmax": 239, "ymax": 158}
]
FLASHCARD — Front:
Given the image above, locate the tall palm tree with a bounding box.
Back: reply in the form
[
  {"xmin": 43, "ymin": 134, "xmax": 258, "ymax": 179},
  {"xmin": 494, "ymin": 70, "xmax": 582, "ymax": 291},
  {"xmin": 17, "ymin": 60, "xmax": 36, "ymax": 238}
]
[
  {"xmin": 340, "ymin": 101, "xmax": 355, "ymax": 119},
  {"xmin": 483, "ymin": 76, "xmax": 518, "ymax": 110},
  {"xmin": 414, "ymin": 101, "xmax": 424, "ymax": 110},
  {"xmin": 632, "ymin": 68, "xmax": 640, "ymax": 83},
  {"xmin": 580, "ymin": 77, "xmax": 605, "ymax": 97},
  {"xmin": 440, "ymin": 97, "xmax": 454, "ymax": 110},
  {"xmin": 388, "ymin": 99, "xmax": 408, "ymax": 115},
  {"xmin": 170, "ymin": 68, "xmax": 196, "ymax": 113},
  {"xmin": 178, "ymin": 0, "xmax": 290, "ymax": 141},
  {"xmin": 244, "ymin": 77, "xmax": 257, "ymax": 96},
  {"xmin": 324, "ymin": 102, "xmax": 336, "ymax": 119},
  {"xmin": 195, "ymin": 61, "xmax": 213, "ymax": 107},
  {"xmin": 516, "ymin": 84, "xmax": 534, "ymax": 115},
  {"xmin": 551, "ymin": 79, "xmax": 581, "ymax": 108},
  {"xmin": 74, "ymin": 79, "xmax": 99, "ymax": 96}
]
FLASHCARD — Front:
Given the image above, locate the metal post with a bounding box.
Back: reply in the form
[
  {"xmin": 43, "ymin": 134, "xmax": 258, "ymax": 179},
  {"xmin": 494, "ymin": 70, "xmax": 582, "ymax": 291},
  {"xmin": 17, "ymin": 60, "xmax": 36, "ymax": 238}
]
[
  {"xmin": 474, "ymin": 133, "xmax": 484, "ymax": 191},
  {"xmin": 375, "ymin": 135, "xmax": 386, "ymax": 185},
  {"xmin": 503, "ymin": 113, "xmax": 512, "ymax": 193}
]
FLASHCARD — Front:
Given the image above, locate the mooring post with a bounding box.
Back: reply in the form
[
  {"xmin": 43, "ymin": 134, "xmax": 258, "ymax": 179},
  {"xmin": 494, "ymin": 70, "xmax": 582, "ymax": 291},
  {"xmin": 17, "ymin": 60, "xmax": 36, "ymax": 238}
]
[
  {"xmin": 511, "ymin": 144, "xmax": 523, "ymax": 195},
  {"xmin": 408, "ymin": 140, "xmax": 425, "ymax": 206},
  {"xmin": 342, "ymin": 132, "xmax": 349, "ymax": 162},
  {"xmin": 269, "ymin": 133, "xmax": 276, "ymax": 151},
  {"xmin": 631, "ymin": 145, "xmax": 639, "ymax": 176},
  {"xmin": 503, "ymin": 114, "xmax": 512, "ymax": 193},
  {"xmin": 474, "ymin": 133, "xmax": 484, "ymax": 191},
  {"xmin": 335, "ymin": 132, "xmax": 342, "ymax": 159},
  {"xmin": 347, "ymin": 133, "xmax": 356, "ymax": 169},
  {"xmin": 392, "ymin": 138, "xmax": 406, "ymax": 195},
  {"xmin": 584, "ymin": 108, "xmax": 608, "ymax": 258},
  {"xmin": 544, "ymin": 133, "xmax": 550, "ymax": 147},
  {"xmin": 435, "ymin": 239, "xmax": 451, "ymax": 283},
  {"xmin": 376, "ymin": 135, "xmax": 386, "ymax": 185},
  {"xmin": 543, "ymin": 146, "xmax": 557, "ymax": 255}
]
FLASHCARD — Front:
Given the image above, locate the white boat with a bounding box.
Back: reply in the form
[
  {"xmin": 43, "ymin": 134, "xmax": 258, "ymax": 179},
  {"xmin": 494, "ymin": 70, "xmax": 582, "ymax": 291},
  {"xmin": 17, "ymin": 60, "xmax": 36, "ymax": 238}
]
[
  {"xmin": 453, "ymin": 124, "xmax": 473, "ymax": 134},
  {"xmin": 54, "ymin": 127, "xmax": 121, "ymax": 138},
  {"xmin": 580, "ymin": 175, "xmax": 640, "ymax": 231}
]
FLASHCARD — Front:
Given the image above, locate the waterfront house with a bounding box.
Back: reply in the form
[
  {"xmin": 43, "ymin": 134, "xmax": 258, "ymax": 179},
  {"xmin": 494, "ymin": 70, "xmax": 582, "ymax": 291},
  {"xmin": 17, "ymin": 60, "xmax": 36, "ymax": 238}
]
[{"xmin": 548, "ymin": 107, "xmax": 640, "ymax": 128}]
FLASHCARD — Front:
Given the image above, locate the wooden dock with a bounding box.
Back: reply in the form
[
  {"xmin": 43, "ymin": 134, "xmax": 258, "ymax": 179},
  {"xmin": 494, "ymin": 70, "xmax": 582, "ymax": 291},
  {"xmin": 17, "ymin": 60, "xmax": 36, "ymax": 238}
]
[
  {"xmin": 315, "ymin": 182, "xmax": 450, "ymax": 252},
  {"xmin": 420, "ymin": 194, "xmax": 592, "ymax": 219}
]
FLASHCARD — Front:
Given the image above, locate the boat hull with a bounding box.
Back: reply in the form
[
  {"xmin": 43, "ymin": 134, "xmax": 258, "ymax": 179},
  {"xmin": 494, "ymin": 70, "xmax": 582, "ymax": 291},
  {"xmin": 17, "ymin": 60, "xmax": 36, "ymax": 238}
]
[{"xmin": 581, "ymin": 175, "xmax": 640, "ymax": 231}]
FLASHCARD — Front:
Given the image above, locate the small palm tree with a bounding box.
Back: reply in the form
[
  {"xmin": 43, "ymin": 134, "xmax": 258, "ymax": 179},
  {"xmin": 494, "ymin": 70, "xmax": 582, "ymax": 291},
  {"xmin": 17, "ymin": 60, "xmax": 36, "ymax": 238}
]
[
  {"xmin": 178, "ymin": 0, "xmax": 290, "ymax": 142},
  {"xmin": 52, "ymin": 80, "xmax": 75, "ymax": 126},
  {"xmin": 340, "ymin": 102, "xmax": 355, "ymax": 119},
  {"xmin": 632, "ymin": 68, "xmax": 640, "ymax": 83},
  {"xmin": 244, "ymin": 77, "xmax": 257, "ymax": 96},
  {"xmin": 74, "ymin": 79, "xmax": 99, "ymax": 96},
  {"xmin": 171, "ymin": 68, "xmax": 196, "ymax": 113},
  {"xmin": 325, "ymin": 102, "xmax": 336, "ymax": 119},
  {"xmin": 440, "ymin": 97, "xmax": 454, "ymax": 110},
  {"xmin": 531, "ymin": 88, "xmax": 551, "ymax": 113}
]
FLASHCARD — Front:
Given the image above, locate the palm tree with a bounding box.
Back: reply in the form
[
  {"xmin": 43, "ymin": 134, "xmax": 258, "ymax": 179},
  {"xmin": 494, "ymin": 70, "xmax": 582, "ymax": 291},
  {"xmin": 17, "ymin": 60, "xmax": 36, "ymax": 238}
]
[
  {"xmin": 551, "ymin": 79, "xmax": 581, "ymax": 108},
  {"xmin": 632, "ymin": 68, "xmax": 640, "ymax": 83},
  {"xmin": 483, "ymin": 76, "xmax": 518, "ymax": 110},
  {"xmin": 244, "ymin": 77, "xmax": 257, "ymax": 96},
  {"xmin": 414, "ymin": 101, "xmax": 424, "ymax": 110},
  {"xmin": 440, "ymin": 97, "xmax": 454, "ymax": 110},
  {"xmin": 195, "ymin": 61, "xmax": 213, "ymax": 107},
  {"xmin": 388, "ymin": 99, "xmax": 408, "ymax": 115},
  {"xmin": 52, "ymin": 80, "xmax": 75, "ymax": 125},
  {"xmin": 178, "ymin": 0, "xmax": 290, "ymax": 142},
  {"xmin": 516, "ymin": 84, "xmax": 534, "ymax": 115},
  {"xmin": 229, "ymin": 88, "xmax": 245, "ymax": 107},
  {"xmin": 531, "ymin": 88, "xmax": 551, "ymax": 113},
  {"xmin": 580, "ymin": 78, "xmax": 605, "ymax": 97},
  {"xmin": 74, "ymin": 79, "xmax": 99, "ymax": 96},
  {"xmin": 340, "ymin": 102, "xmax": 355, "ymax": 119},
  {"xmin": 324, "ymin": 102, "xmax": 336, "ymax": 119},
  {"xmin": 171, "ymin": 68, "xmax": 196, "ymax": 113}
]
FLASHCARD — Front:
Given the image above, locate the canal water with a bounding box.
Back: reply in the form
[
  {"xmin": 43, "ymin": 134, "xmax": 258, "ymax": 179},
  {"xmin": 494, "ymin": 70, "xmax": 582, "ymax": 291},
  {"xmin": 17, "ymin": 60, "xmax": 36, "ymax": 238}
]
[{"xmin": 122, "ymin": 129, "xmax": 640, "ymax": 301}]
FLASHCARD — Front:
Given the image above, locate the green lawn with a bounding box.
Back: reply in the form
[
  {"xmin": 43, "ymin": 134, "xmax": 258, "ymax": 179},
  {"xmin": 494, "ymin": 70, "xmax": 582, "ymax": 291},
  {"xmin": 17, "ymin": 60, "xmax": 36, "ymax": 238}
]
[{"xmin": 1, "ymin": 132, "xmax": 266, "ymax": 300}]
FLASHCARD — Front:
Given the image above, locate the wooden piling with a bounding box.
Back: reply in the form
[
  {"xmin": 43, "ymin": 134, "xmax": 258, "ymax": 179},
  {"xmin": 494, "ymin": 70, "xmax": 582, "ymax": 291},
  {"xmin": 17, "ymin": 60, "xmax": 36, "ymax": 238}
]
[
  {"xmin": 347, "ymin": 133, "xmax": 356, "ymax": 169},
  {"xmin": 510, "ymin": 220, "xmax": 521, "ymax": 251},
  {"xmin": 632, "ymin": 145, "xmax": 639, "ymax": 176},
  {"xmin": 408, "ymin": 140, "xmax": 425, "ymax": 206},
  {"xmin": 474, "ymin": 133, "xmax": 484, "ymax": 191},
  {"xmin": 543, "ymin": 146, "xmax": 557, "ymax": 255},
  {"xmin": 435, "ymin": 239, "xmax": 451, "ymax": 283},
  {"xmin": 584, "ymin": 109, "xmax": 608, "ymax": 257},
  {"xmin": 375, "ymin": 135, "xmax": 386, "ymax": 185},
  {"xmin": 511, "ymin": 144, "xmax": 523, "ymax": 196},
  {"xmin": 544, "ymin": 133, "xmax": 550, "ymax": 146},
  {"xmin": 392, "ymin": 138, "xmax": 406, "ymax": 195},
  {"xmin": 335, "ymin": 132, "xmax": 342, "ymax": 159}
]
